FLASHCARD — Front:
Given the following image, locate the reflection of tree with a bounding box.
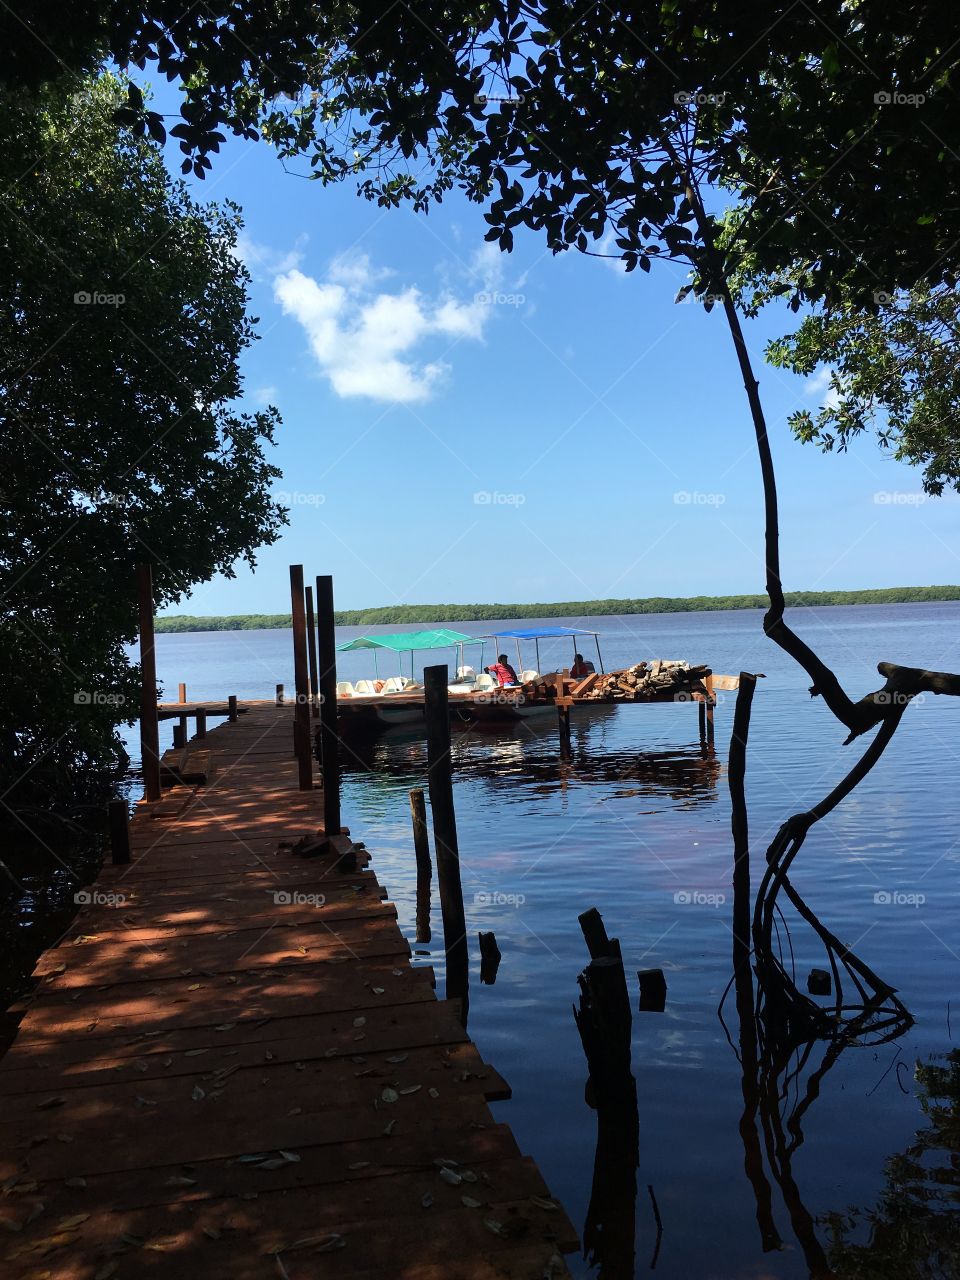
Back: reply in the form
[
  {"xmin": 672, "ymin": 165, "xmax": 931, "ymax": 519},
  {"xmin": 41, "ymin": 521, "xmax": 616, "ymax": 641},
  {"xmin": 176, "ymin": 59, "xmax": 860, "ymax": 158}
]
[
  {"xmin": 724, "ymin": 674, "xmax": 914, "ymax": 1279},
  {"xmin": 822, "ymin": 1049, "xmax": 960, "ymax": 1279}
]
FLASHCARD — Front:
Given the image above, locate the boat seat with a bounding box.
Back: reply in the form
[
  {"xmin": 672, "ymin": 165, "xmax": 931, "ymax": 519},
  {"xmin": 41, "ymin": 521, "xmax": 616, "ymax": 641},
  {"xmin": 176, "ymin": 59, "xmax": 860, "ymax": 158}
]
[
  {"xmin": 456, "ymin": 666, "xmax": 476, "ymax": 680},
  {"xmin": 354, "ymin": 679, "xmax": 381, "ymax": 696},
  {"xmin": 336, "ymin": 681, "xmax": 355, "ymax": 697},
  {"xmin": 474, "ymin": 673, "xmax": 496, "ymax": 691},
  {"xmin": 380, "ymin": 676, "xmax": 408, "ymax": 693},
  {"xmin": 520, "ymin": 669, "xmax": 540, "ymax": 683}
]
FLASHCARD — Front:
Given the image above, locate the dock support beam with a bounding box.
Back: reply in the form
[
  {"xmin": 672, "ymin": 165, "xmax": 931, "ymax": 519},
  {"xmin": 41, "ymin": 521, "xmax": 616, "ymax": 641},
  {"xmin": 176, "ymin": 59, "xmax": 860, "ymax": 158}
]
[
  {"xmin": 424, "ymin": 665, "xmax": 468, "ymax": 1011},
  {"xmin": 289, "ymin": 565, "xmax": 313, "ymax": 791},
  {"xmin": 305, "ymin": 585, "xmax": 320, "ymax": 719},
  {"xmin": 136, "ymin": 563, "xmax": 161, "ymax": 803},
  {"xmin": 195, "ymin": 708, "xmax": 206, "ymax": 739},
  {"xmin": 315, "ymin": 574, "xmax": 341, "ymax": 834},
  {"xmin": 172, "ymin": 724, "xmax": 185, "ymax": 749},
  {"xmin": 409, "ymin": 787, "xmax": 432, "ymax": 943},
  {"xmin": 108, "ymin": 799, "xmax": 130, "ymax": 865}
]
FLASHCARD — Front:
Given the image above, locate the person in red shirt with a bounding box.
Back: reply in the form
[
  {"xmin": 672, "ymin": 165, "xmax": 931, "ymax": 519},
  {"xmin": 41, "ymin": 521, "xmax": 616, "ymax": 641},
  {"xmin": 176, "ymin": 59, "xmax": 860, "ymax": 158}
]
[
  {"xmin": 485, "ymin": 654, "xmax": 520, "ymax": 686},
  {"xmin": 571, "ymin": 652, "xmax": 595, "ymax": 678}
]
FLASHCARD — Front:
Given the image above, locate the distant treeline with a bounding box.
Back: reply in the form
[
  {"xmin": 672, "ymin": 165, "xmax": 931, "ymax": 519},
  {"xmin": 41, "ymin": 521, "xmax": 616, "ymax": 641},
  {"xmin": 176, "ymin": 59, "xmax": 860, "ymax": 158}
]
[{"xmin": 154, "ymin": 586, "xmax": 960, "ymax": 632}]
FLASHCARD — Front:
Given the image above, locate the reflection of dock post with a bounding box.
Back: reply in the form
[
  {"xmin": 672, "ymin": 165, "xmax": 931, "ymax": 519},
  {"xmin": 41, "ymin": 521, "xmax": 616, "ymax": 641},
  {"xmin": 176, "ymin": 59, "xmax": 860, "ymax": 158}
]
[
  {"xmin": 698, "ymin": 696, "xmax": 707, "ymax": 742},
  {"xmin": 289, "ymin": 564, "xmax": 313, "ymax": 791},
  {"xmin": 315, "ymin": 575, "xmax": 341, "ymax": 836},
  {"xmin": 304, "ymin": 585, "xmax": 320, "ymax": 719},
  {"xmin": 424, "ymin": 664, "xmax": 469, "ymax": 1010},
  {"xmin": 409, "ymin": 787, "xmax": 432, "ymax": 943}
]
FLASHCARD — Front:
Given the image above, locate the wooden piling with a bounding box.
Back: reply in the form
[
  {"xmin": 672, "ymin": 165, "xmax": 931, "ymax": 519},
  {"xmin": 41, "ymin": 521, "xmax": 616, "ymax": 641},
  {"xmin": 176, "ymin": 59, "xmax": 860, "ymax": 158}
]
[
  {"xmin": 558, "ymin": 701, "xmax": 572, "ymax": 758},
  {"xmin": 172, "ymin": 724, "xmax": 185, "ymax": 750},
  {"xmin": 574, "ymin": 907, "xmax": 633, "ymax": 1102},
  {"xmin": 424, "ymin": 664, "xmax": 468, "ymax": 1006},
  {"xmin": 409, "ymin": 787, "xmax": 432, "ymax": 943},
  {"xmin": 228, "ymin": 694, "xmax": 238, "ymax": 722},
  {"xmin": 479, "ymin": 931, "xmax": 502, "ymax": 984},
  {"xmin": 698, "ymin": 698, "xmax": 707, "ymax": 742},
  {"xmin": 195, "ymin": 708, "xmax": 207, "ymax": 739},
  {"xmin": 289, "ymin": 564, "xmax": 313, "ymax": 792},
  {"xmin": 705, "ymin": 672, "xmax": 716, "ymax": 744},
  {"xmin": 315, "ymin": 575, "xmax": 341, "ymax": 836},
  {"xmin": 107, "ymin": 799, "xmax": 130, "ymax": 865},
  {"xmin": 305, "ymin": 585, "xmax": 320, "ymax": 719},
  {"xmin": 178, "ymin": 682, "xmax": 188, "ymax": 742},
  {"xmin": 275, "ymin": 683, "xmax": 284, "ymax": 706},
  {"xmin": 136, "ymin": 563, "xmax": 161, "ymax": 803}
]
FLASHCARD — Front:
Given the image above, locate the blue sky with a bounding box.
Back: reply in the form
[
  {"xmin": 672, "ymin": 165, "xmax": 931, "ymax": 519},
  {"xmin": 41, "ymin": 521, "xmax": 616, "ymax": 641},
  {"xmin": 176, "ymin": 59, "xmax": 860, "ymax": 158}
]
[{"xmin": 148, "ymin": 89, "xmax": 960, "ymax": 616}]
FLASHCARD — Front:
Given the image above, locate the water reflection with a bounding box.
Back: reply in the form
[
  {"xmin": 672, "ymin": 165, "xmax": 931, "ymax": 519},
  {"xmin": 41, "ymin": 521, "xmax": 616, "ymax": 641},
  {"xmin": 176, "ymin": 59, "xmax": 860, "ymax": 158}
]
[
  {"xmin": 338, "ymin": 715, "xmax": 720, "ymax": 810},
  {"xmin": 724, "ymin": 873, "xmax": 914, "ymax": 1280}
]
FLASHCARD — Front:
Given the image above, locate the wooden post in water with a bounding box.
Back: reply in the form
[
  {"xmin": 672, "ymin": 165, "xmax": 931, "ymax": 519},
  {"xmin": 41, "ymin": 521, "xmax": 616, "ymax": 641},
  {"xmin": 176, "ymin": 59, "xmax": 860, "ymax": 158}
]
[
  {"xmin": 108, "ymin": 799, "xmax": 130, "ymax": 865},
  {"xmin": 409, "ymin": 787, "xmax": 432, "ymax": 943},
  {"xmin": 289, "ymin": 565, "xmax": 313, "ymax": 791},
  {"xmin": 195, "ymin": 708, "xmax": 207, "ymax": 739},
  {"xmin": 424, "ymin": 665, "xmax": 468, "ymax": 1007},
  {"xmin": 698, "ymin": 697, "xmax": 707, "ymax": 743},
  {"xmin": 178, "ymin": 682, "xmax": 188, "ymax": 742},
  {"xmin": 172, "ymin": 724, "xmax": 185, "ymax": 749},
  {"xmin": 558, "ymin": 701, "xmax": 572, "ymax": 759},
  {"xmin": 305, "ymin": 586, "xmax": 320, "ymax": 719},
  {"xmin": 315, "ymin": 575, "xmax": 341, "ymax": 835},
  {"xmin": 705, "ymin": 672, "xmax": 715, "ymax": 745},
  {"xmin": 275, "ymin": 683, "xmax": 284, "ymax": 706},
  {"xmin": 228, "ymin": 694, "xmax": 238, "ymax": 722},
  {"xmin": 136, "ymin": 563, "xmax": 161, "ymax": 803}
]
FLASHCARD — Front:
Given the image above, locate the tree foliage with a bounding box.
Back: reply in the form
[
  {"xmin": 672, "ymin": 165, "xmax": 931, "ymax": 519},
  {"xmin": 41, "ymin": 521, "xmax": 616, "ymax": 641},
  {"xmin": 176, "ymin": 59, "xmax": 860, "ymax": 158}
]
[
  {"xmin": 0, "ymin": 76, "xmax": 285, "ymax": 812},
  {"xmin": 764, "ymin": 286, "xmax": 960, "ymax": 494}
]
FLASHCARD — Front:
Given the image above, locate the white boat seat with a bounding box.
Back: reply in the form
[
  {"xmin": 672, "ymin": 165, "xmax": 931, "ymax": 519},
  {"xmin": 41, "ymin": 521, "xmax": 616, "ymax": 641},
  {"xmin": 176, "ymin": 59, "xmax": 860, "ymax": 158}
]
[
  {"xmin": 380, "ymin": 676, "xmax": 408, "ymax": 694},
  {"xmin": 456, "ymin": 665, "xmax": 476, "ymax": 680},
  {"xmin": 474, "ymin": 673, "xmax": 496, "ymax": 691},
  {"xmin": 354, "ymin": 679, "xmax": 381, "ymax": 696},
  {"xmin": 519, "ymin": 669, "xmax": 539, "ymax": 683},
  {"xmin": 336, "ymin": 681, "xmax": 355, "ymax": 697}
]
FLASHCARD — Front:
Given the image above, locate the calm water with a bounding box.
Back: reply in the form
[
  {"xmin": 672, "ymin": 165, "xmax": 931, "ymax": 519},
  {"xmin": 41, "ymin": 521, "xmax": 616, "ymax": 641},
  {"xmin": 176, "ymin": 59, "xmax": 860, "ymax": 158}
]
[{"xmin": 140, "ymin": 605, "xmax": 959, "ymax": 1278}]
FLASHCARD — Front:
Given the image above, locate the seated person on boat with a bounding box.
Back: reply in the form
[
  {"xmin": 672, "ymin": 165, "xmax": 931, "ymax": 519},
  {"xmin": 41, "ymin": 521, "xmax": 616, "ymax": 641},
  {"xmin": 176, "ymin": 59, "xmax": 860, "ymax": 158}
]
[{"xmin": 485, "ymin": 654, "xmax": 521, "ymax": 686}]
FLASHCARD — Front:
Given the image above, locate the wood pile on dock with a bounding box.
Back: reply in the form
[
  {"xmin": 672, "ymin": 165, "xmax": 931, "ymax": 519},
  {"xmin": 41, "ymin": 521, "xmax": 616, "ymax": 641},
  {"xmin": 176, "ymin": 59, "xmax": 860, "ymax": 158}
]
[{"xmin": 563, "ymin": 660, "xmax": 710, "ymax": 702}]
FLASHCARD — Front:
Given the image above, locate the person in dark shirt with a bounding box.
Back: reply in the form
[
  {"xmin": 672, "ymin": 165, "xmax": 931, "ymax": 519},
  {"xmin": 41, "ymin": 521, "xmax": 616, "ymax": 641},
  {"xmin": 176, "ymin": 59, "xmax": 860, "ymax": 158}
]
[{"xmin": 486, "ymin": 654, "xmax": 520, "ymax": 686}]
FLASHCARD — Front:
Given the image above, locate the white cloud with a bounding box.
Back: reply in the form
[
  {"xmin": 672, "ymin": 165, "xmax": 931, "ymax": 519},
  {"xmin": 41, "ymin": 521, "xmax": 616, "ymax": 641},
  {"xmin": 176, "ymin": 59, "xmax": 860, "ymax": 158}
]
[
  {"xmin": 805, "ymin": 365, "xmax": 843, "ymax": 410},
  {"xmin": 236, "ymin": 232, "xmax": 307, "ymax": 281},
  {"xmin": 251, "ymin": 385, "xmax": 278, "ymax": 406},
  {"xmin": 274, "ymin": 252, "xmax": 488, "ymax": 403}
]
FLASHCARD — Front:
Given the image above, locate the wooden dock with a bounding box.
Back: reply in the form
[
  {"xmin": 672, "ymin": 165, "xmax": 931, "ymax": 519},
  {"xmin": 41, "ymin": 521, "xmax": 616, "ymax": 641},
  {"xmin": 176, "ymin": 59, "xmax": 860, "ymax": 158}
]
[{"xmin": 0, "ymin": 705, "xmax": 576, "ymax": 1278}]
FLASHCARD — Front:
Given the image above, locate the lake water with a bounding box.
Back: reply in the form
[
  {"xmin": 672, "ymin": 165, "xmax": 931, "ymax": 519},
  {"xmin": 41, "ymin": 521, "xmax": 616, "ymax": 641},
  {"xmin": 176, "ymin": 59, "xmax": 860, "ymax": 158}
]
[{"xmin": 136, "ymin": 606, "xmax": 960, "ymax": 1276}]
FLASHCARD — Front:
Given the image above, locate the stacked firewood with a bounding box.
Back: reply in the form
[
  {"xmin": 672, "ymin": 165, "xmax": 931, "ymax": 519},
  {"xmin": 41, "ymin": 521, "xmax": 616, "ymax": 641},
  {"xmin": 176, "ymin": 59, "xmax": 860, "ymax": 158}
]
[{"xmin": 573, "ymin": 660, "xmax": 710, "ymax": 702}]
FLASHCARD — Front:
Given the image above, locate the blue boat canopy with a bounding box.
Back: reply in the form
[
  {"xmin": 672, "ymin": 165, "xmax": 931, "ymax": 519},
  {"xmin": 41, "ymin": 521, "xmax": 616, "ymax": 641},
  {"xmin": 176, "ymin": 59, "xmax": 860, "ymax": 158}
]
[{"xmin": 484, "ymin": 626, "xmax": 600, "ymax": 639}]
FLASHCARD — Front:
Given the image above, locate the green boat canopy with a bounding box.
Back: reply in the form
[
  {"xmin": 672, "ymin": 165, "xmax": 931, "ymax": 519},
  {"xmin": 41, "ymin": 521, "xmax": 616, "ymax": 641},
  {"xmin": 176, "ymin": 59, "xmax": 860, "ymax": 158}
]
[{"xmin": 336, "ymin": 628, "xmax": 481, "ymax": 654}]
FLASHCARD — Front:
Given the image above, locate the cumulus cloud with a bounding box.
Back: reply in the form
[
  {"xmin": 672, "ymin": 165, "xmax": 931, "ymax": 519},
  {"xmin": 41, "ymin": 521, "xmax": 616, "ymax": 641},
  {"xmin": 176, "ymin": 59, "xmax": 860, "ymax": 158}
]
[
  {"xmin": 274, "ymin": 252, "xmax": 489, "ymax": 403},
  {"xmin": 805, "ymin": 365, "xmax": 843, "ymax": 410}
]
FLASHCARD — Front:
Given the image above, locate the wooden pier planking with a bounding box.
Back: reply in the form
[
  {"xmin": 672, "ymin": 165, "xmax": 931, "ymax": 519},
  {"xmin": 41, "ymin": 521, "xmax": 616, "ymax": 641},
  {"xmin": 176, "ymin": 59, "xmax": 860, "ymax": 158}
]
[{"xmin": 0, "ymin": 704, "xmax": 575, "ymax": 1279}]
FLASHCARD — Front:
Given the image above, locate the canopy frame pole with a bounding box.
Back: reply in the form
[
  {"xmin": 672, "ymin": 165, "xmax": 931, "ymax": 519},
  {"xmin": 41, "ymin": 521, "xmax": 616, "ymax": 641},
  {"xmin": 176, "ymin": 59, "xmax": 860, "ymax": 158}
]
[
  {"xmin": 535, "ymin": 638, "xmax": 540, "ymax": 673},
  {"xmin": 516, "ymin": 638, "xmax": 523, "ymax": 675},
  {"xmin": 595, "ymin": 634, "xmax": 605, "ymax": 674}
]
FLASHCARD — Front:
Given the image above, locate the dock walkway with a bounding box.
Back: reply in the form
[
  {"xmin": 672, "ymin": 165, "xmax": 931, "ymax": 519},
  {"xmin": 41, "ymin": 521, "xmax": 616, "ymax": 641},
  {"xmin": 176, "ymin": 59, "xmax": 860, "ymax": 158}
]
[{"xmin": 0, "ymin": 705, "xmax": 575, "ymax": 1278}]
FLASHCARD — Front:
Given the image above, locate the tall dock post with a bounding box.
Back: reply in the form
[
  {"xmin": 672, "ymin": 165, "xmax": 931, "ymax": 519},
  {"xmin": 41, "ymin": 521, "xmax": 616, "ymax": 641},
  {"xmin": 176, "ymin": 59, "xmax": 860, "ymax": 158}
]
[
  {"xmin": 705, "ymin": 673, "xmax": 716, "ymax": 745},
  {"xmin": 136, "ymin": 563, "xmax": 161, "ymax": 803},
  {"xmin": 289, "ymin": 565, "xmax": 313, "ymax": 791},
  {"xmin": 315, "ymin": 574, "xmax": 341, "ymax": 835},
  {"xmin": 178, "ymin": 682, "xmax": 188, "ymax": 742},
  {"xmin": 424, "ymin": 665, "xmax": 468, "ymax": 1008},
  {"xmin": 409, "ymin": 787, "xmax": 432, "ymax": 943},
  {"xmin": 305, "ymin": 585, "xmax": 320, "ymax": 719}
]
